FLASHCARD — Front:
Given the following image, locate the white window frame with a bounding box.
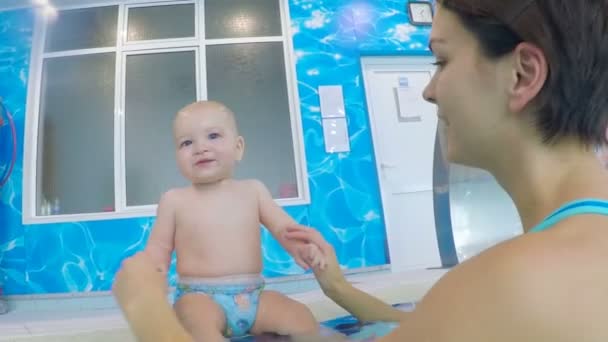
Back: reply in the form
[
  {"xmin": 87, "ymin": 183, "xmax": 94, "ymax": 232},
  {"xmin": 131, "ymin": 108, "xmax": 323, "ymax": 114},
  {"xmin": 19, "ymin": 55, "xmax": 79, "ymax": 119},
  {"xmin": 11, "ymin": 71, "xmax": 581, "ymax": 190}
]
[
  {"xmin": 123, "ymin": 0, "xmax": 198, "ymax": 46},
  {"xmin": 119, "ymin": 46, "xmax": 201, "ymax": 215},
  {"xmin": 22, "ymin": 0, "xmax": 309, "ymax": 225}
]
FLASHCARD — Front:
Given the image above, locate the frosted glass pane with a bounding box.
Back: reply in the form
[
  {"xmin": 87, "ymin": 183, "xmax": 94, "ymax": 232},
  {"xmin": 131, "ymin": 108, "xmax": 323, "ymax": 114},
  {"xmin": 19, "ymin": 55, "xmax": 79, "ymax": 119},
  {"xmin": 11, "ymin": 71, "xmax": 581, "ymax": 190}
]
[
  {"xmin": 206, "ymin": 42, "xmax": 297, "ymax": 198},
  {"xmin": 125, "ymin": 51, "xmax": 196, "ymax": 206},
  {"xmin": 449, "ymin": 164, "xmax": 523, "ymax": 261},
  {"xmin": 45, "ymin": 6, "xmax": 118, "ymax": 52},
  {"xmin": 36, "ymin": 53, "xmax": 115, "ymax": 215},
  {"xmin": 204, "ymin": 0, "xmax": 282, "ymax": 39},
  {"xmin": 127, "ymin": 4, "xmax": 195, "ymax": 41}
]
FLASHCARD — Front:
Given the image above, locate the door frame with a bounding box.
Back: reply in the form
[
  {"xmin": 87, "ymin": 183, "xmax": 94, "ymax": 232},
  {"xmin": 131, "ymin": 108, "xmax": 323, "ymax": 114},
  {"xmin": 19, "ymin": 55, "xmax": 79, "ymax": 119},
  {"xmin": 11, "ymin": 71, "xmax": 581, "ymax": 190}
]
[{"xmin": 361, "ymin": 55, "xmax": 443, "ymax": 271}]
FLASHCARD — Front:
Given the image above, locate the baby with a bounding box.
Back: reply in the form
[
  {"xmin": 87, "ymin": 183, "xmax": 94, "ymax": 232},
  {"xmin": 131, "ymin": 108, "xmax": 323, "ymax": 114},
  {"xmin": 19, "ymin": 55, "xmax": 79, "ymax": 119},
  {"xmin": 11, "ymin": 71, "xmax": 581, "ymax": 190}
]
[{"xmin": 144, "ymin": 101, "xmax": 326, "ymax": 341}]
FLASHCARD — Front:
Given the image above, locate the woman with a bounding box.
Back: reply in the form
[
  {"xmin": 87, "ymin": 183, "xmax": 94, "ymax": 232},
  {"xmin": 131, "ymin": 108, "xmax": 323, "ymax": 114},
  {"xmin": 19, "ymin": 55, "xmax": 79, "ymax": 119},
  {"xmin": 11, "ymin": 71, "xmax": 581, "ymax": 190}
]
[
  {"xmin": 113, "ymin": 0, "xmax": 608, "ymax": 340},
  {"xmin": 287, "ymin": 0, "xmax": 608, "ymax": 340}
]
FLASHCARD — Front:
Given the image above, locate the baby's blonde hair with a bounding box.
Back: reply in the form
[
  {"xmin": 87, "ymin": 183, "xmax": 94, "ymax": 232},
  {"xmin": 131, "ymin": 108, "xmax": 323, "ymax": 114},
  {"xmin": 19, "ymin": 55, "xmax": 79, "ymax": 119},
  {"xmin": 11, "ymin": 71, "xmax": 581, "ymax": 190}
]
[{"xmin": 174, "ymin": 100, "xmax": 239, "ymax": 133}]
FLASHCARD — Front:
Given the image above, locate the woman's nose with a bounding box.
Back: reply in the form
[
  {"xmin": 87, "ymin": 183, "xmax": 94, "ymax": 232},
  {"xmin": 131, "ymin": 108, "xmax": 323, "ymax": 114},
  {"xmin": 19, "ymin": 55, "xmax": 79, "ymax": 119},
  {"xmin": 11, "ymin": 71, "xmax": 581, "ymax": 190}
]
[{"xmin": 422, "ymin": 81, "xmax": 436, "ymax": 104}]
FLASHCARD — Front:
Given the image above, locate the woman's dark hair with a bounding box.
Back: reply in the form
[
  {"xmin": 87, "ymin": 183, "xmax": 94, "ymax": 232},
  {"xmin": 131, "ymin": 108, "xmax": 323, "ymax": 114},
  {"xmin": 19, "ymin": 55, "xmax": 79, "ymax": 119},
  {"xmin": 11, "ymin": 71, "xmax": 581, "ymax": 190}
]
[{"xmin": 437, "ymin": 0, "xmax": 608, "ymax": 146}]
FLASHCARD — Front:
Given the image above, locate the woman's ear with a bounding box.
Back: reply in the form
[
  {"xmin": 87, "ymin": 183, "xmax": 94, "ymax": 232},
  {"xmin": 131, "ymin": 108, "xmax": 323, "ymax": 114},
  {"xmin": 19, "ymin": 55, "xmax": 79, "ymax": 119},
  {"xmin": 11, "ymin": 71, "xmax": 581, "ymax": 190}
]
[{"xmin": 508, "ymin": 42, "xmax": 548, "ymax": 113}]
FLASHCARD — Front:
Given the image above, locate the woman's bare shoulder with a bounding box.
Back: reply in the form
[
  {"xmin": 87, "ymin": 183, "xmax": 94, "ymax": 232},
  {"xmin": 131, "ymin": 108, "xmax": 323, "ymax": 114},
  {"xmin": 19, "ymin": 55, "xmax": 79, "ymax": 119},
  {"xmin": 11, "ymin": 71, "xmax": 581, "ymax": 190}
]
[{"xmin": 382, "ymin": 233, "xmax": 574, "ymax": 341}]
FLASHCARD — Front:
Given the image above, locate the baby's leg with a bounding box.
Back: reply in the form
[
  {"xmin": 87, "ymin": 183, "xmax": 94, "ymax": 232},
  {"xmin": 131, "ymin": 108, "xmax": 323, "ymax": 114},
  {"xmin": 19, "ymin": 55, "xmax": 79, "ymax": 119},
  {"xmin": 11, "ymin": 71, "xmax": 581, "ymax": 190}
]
[
  {"xmin": 250, "ymin": 290, "xmax": 318, "ymax": 336},
  {"xmin": 174, "ymin": 293, "xmax": 226, "ymax": 342}
]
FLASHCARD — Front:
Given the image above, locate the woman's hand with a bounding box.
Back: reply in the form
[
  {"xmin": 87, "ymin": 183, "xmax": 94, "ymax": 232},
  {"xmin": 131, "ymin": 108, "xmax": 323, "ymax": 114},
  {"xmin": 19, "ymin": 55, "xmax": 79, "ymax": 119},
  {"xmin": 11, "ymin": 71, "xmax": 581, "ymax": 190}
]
[{"xmin": 284, "ymin": 225, "xmax": 348, "ymax": 296}]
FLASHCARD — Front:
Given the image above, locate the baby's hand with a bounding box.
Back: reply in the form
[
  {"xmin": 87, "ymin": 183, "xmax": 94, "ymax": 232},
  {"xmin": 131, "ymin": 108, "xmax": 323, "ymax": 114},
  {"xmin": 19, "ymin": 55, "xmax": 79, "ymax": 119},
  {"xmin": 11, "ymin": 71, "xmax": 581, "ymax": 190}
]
[
  {"xmin": 300, "ymin": 243, "xmax": 327, "ymax": 271},
  {"xmin": 283, "ymin": 226, "xmax": 328, "ymax": 270}
]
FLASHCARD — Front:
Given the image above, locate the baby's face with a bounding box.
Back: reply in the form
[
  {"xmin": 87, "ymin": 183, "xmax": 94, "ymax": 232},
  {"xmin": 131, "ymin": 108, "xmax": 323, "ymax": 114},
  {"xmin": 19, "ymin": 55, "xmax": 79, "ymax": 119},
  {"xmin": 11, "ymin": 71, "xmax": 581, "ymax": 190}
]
[{"xmin": 173, "ymin": 106, "xmax": 243, "ymax": 184}]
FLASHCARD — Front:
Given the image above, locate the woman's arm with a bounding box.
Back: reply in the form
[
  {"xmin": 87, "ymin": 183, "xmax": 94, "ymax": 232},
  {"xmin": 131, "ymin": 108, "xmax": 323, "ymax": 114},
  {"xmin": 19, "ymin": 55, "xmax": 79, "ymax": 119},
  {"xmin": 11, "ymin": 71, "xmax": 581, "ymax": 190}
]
[
  {"xmin": 285, "ymin": 226, "xmax": 408, "ymax": 323},
  {"xmin": 113, "ymin": 252, "xmax": 193, "ymax": 342},
  {"xmin": 324, "ymin": 278, "xmax": 409, "ymax": 323},
  {"xmin": 123, "ymin": 291, "xmax": 192, "ymax": 342}
]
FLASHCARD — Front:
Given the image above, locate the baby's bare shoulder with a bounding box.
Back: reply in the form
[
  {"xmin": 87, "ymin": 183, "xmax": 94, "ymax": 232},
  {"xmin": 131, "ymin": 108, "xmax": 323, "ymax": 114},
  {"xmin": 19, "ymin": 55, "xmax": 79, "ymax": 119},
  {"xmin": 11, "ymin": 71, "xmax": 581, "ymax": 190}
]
[
  {"xmin": 160, "ymin": 187, "xmax": 203, "ymax": 216},
  {"xmin": 164, "ymin": 186, "xmax": 188, "ymax": 196},
  {"xmin": 236, "ymin": 178, "xmax": 264, "ymax": 188},
  {"xmin": 162, "ymin": 187, "xmax": 191, "ymax": 202},
  {"xmin": 233, "ymin": 179, "xmax": 267, "ymax": 195}
]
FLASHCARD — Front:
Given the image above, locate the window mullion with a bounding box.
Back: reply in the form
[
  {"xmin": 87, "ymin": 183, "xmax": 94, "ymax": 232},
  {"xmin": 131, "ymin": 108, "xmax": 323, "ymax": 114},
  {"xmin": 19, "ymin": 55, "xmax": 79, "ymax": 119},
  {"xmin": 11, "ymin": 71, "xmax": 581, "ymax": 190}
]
[{"xmin": 115, "ymin": 3, "xmax": 127, "ymax": 213}]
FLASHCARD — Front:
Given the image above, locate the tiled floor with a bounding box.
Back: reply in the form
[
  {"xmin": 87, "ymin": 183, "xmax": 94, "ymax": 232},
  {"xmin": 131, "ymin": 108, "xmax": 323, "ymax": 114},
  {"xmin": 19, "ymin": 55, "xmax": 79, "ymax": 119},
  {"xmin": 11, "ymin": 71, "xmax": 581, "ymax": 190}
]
[
  {"xmin": 0, "ymin": 269, "xmax": 447, "ymax": 341},
  {"xmin": 0, "ymin": 308, "xmax": 131, "ymax": 341}
]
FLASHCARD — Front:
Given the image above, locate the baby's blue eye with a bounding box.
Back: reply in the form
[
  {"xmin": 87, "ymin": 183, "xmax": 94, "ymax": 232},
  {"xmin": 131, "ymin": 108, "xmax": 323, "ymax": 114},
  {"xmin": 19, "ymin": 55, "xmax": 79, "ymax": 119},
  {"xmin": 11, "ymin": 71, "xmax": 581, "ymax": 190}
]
[
  {"xmin": 180, "ymin": 140, "xmax": 192, "ymax": 147},
  {"xmin": 209, "ymin": 133, "xmax": 221, "ymax": 140}
]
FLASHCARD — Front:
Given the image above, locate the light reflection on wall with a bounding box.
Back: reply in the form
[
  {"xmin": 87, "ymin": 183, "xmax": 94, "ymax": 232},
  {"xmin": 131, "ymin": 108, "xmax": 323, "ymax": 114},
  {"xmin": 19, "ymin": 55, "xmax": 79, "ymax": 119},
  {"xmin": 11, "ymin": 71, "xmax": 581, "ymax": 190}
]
[
  {"xmin": 347, "ymin": 2, "xmax": 375, "ymax": 35},
  {"xmin": 34, "ymin": 0, "xmax": 57, "ymax": 20},
  {"xmin": 230, "ymin": 12, "xmax": 257, "ymax": 36}
]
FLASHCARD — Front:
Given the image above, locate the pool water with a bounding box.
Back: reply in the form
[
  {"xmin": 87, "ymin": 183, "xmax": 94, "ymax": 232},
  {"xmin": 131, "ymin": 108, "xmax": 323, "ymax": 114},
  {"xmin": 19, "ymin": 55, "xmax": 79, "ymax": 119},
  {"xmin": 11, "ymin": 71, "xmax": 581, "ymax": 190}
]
[{"xmin": 231, "ymin": 302, "xmax": 416, "ymax": 341}]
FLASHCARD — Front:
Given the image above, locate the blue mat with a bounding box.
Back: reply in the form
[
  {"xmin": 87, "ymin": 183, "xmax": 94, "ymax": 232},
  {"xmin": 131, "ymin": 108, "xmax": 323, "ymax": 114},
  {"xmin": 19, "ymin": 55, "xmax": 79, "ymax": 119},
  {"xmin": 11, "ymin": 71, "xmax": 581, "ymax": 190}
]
[{"xmin": 230, "ymin": 302, "xmax": 416, "ymax": 341}]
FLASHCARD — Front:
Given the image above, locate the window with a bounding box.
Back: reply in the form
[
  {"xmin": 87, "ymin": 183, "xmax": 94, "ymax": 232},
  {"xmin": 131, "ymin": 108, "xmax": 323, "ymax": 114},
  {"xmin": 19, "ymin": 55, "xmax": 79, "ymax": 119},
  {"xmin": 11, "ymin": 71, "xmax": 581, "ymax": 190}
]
[
  {"xmin": 124, "ymin": 49, "xmax": 197, "ymax": 207},
  {"xmin": 23, "ymin": 0, "xmax": 307, "ymax": 224}
]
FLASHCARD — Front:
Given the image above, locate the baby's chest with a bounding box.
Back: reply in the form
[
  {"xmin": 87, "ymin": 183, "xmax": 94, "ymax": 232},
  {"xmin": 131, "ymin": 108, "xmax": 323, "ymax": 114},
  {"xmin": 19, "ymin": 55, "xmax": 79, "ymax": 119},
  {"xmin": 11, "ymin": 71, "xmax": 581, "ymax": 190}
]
[
  {"xmin": 175, "ymin": 196, "xmax": 259, "ymax": 232},
  {"xmin": 174, "ymin": 211, "xmax": 261, "ymax": 250}
]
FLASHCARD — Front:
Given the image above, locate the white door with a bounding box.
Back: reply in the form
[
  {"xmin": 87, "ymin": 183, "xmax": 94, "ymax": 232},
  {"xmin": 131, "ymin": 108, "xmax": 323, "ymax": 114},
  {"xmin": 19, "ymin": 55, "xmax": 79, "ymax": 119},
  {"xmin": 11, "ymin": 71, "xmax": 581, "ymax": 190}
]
[{"xmin": 362, "ymin": 56, "xmax": 442, "ymax": 272}]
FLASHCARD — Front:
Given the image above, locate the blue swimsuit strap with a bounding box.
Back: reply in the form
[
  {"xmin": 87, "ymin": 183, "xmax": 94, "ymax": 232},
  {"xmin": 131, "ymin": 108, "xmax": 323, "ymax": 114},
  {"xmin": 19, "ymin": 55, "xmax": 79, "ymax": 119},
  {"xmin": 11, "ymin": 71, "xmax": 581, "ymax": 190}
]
[{"xmin": 530, "ymin": 199, "xmax": 608, "ymax": 233}]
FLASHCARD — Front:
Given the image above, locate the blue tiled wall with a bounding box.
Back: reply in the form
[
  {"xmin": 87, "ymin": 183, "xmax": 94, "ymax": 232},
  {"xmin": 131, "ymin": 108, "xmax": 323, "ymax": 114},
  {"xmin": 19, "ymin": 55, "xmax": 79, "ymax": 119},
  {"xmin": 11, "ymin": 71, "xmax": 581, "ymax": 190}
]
[
  {"xmin": 0, "ymin": 9, "xmax": 33, "ymax": 294},
  {"xmin": 0, "ymin": 0, "xmax": 432, "ymax": 295}
]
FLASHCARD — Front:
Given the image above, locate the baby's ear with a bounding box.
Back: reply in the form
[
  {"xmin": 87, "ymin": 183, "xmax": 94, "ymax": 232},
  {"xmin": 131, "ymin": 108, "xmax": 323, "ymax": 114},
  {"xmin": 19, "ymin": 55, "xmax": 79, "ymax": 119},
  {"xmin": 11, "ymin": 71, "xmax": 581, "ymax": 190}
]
[{"xmin": 235, "ymin": 136, "xmax": 245, "ymax": 161}]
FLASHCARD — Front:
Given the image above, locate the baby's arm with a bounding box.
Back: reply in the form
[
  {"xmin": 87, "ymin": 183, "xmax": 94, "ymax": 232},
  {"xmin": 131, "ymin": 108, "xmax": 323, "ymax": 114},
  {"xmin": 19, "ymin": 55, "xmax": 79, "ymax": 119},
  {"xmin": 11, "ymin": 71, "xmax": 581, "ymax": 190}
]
[
  {"xmin": 252, "ymin": 180, "xmax": 325, "ymax": 270},
  {"xmin": 144, "ymin": 189, "xmax": 177, "ymax": 273}
]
